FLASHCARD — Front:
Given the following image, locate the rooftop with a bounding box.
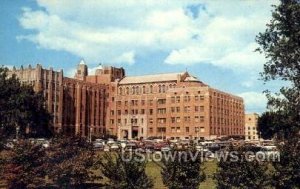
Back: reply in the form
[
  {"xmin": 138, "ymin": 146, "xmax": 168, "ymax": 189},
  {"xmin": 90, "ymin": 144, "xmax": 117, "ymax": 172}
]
[{"xmin": 119, "ymin": 72, "xmax": 186, "ymax": 84}]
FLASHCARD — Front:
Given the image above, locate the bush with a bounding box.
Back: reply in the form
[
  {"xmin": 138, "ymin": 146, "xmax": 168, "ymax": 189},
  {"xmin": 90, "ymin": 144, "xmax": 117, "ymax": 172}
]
[{"xmin": 99, "ymin": 152, "xmax": 153, "ymax": 189}]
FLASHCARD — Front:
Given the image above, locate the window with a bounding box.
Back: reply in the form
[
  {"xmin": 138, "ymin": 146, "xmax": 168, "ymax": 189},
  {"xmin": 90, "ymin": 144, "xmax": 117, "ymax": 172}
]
[
  {"xmin": 149, "ymin": 118, "xmax": 153, "ymax": 124},
  {"xmin": 195, "ymin": 96, "xmax": 199, "ymax": 101},
  {"xmin": 195, "ymin": 106, "xmax": 199, "ymax": 112},
  {"xmin": 150, "ymin": 85, "xmax": 153, "ymax": 93},
  {"xmin": 176, "ymin": 117, "xmax": 181, "ymax": 123},
  {"xmin": 126, "ymin": 87, "xmax": 129, "ymax": 95},
  {"xmin": 149, "ymin": 109, "xmax": 153, "ymax": 115},
  {"xmin": 142, "ymin": 86, "xmax": 146, "ymax": 94},
  {"xmin": 117, "ymin": 110, "xmax": 121, "ymax": 115},
  {"xmin": 176, "ymin": 127, "xmax": 180, "ymax": 132},
  {"xmin": 184, "ymin": 96, "xmax": 190, "ymax": 102},
  {"xmin": 117, "ymin": 101, "xmax": 121, "ymax": 106},
  {"xmin": 157, "ymin": 108, "xmax": 166, "ymax": 114},
  {"xmin": 200, "ymin": 116, "xmax": 205, "ymax": 122},
  {"xmin": 176, "ymin": 107, "xmax": 180, "ymax": 112},
  {"xmin": 149, "ymin": 128, "xmax": 153, "ymax": 133},
  {"xmin": 184, "ymin": 106, "xmax": 191, "ymax": 113},
  {"xmin": 171, "ymin": 117, "xmax": 176, "ymax": 123},
  {"xmin": 157, "ymin": 127, "xmax": 166, "ymax": 133},
  {"xmin": 141, "ymin": 109, "xmax": 145, "ymax": 114},
  {"xmin": 176, "ymin": 96, "xmax": 180, "ymax": 103},
  {"xmin": 157, "ymin": 99, "xmax": 166, "ymax": 105},
  {"xmin": 110, "ymin": 119, "xmax": 114, "ymax": 124},
  {"xmin": 195, "ymin": 116, "xmax": 199, "ymax": 122},
  {"xmin": 157, "ymin": 118, "xmax": 166, "ymax": 124},
  {"xmin": 184, "ymin": 116, "xmax": 190, "ymax": 122},
  {"xmin": 200, "ymin": 95, "xmax": 205, "ymax": 100},
  {"xmin": 186, "ymin": 127, "xmax": 189, "ymax": 133},
  {"xmin": 119, "ymin": 87, "xmax": 123, "ymax": 95},
  {"xmin": 162, "ymin": 85, "xmax": 166, "ymax": 93},
  {"xmin": 200, "ymin": 106, "xmax": 204, "ymax": 112}
]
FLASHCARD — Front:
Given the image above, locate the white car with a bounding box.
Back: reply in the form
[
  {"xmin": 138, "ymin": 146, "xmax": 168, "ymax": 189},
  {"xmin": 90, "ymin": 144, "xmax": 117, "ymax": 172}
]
[
  {"xmin": 161, "ymin": 146, "xmax": 171, "ymax": 152},
  {"xmin": 103, "ymin": 145, "xmax": 110, "ymax": 152},
  {"xmin": 110, "ymin": 143, "xmax": 120, "ymax": 150}
]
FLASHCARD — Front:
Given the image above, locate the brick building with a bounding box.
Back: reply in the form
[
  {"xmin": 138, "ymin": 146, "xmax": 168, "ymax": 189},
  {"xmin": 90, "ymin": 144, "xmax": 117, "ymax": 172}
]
[
  {"xmin": 245, "ymin": 113, "xmax": 260, "ymax": 141},
  {"xmin": 7, "ymin": 60, "xmax": 245, "ymax": 140}
]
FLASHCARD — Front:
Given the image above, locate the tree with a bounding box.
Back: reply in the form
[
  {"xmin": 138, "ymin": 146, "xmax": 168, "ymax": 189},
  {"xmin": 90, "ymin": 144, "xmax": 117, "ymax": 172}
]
[
  {"xmin": 256, "ymin": 0, "xmax": 300, "ymax": 138},
  {"xmin": 0, "ymin": 66, "xmax": 52, "ymax": 139},
  {"xmin": 160, "ymin": 150, "xmax": 205, "ymax": 189},
  {"xmin": 256, "ymin": 1, "xmax": 300, "ymax": 188},
  {"xmin": 46, "ymin": 136, "xmax": 97, "ymax": 188},
  {"xmin": 99, "ymin": 152, "xmax": 153, "ymax": 189},
  {"xmin": 1, "ymin": 140, "xmax": 47, "ymax": 189},
  {"xmin": 214, "ymin": 146, "xmax": 270, "ymax": 189},
  {"xmin": 271, "ymin": 137, "xmax": 300, "ymax": 188}
]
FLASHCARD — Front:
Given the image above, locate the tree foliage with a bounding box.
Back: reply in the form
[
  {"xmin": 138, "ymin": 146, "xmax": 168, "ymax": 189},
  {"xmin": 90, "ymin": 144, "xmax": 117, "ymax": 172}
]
[
  {"xmin": 256, "ymin": 1, "xmax": 300, "ymax": 188},
  {"xmin": 99, "ymin": 152, "xmax": 153, "ymax": 189},
  {"xmin": 271, "ymin": 137, "xmax": 300, "ymax": 188},
  {"xmin": 256, "ymin": 0, "xmax": 300, "ymax": 138},
  {"xmin": 214, "ymin": 146, "xmax": 270, "ymax": 189},
  {"xmin": 0, "ymin": 66, "xmax": 52, "ymax": 139},
  {"xmin": 1, "ymin": 140, "xmax": 47, "ymax": 189},
  {"xmin": 46, "ymin": 136, "xmax": 97, "ymax": 188},
  {"xmin": 160, "ymin": 150, "xmax": 205, "ymax": 189}
]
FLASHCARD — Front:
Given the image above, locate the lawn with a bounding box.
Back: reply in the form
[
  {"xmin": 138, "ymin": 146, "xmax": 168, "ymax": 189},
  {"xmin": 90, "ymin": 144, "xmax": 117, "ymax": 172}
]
[{"xmin": 145, "ymin": 160, "xmax": 217, "ymax": 189}]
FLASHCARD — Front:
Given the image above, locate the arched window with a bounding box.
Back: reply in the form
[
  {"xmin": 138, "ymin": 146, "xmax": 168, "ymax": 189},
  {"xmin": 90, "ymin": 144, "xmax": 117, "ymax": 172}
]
[
  {"xmin": 150, "ymin": 85, "xmax": 153, "ymax": 93},
  {"xmin": 136, "ymin": 86, "xmax": 139, "ymax": 94},
  {"xmin": 126, "ymin": 87, "xmax": 129, "ymax": 95},
  {"xmin": 162, "ymin": 85, "xmax": 166, "ymax": 93},
  {"xmin": 158, "ymin": 85, "xmax": 161, "ymax": 93},
  {"xmin": 142, "ymin": 86, "xmax": 146, "ymax": 94},
  {"xmin": 132, "ymin": 86, "xmax": 135, "ymax": 94},
  {"xmin": 119, "ymin": 87, "xmax": 123, "ymax": 95}
]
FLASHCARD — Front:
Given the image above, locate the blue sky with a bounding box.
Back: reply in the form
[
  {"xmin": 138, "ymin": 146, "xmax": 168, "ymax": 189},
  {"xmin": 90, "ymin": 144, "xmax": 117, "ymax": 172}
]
[{"xmin": 0, "ymin": 0, "xmax": 282, "ymax": 113}]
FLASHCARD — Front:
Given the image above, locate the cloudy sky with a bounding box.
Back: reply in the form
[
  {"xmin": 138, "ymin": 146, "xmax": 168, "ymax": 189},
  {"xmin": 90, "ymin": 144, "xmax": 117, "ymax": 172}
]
[{"xmin": 0, "ymin": 0, "xmax": 281, "ymax": 113}]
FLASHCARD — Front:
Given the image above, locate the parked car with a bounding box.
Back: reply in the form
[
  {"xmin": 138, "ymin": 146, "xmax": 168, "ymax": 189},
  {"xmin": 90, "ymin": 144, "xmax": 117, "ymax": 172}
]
[
  {"xmin": 103, "ymin": 145, "xmax": 110, "ymax": 152},
  {"xmin": 110, "ymin": 143, "xmax": 120, "ymax": 151},
  {"xmin": 93, "ymin": 142, "xmax": 104, "ymax": 150},
  {"xmin": 36, "ymin": 138, "xmax": 50, "ymax": 148},
  {"xmin": 161, "ymin": 146, "xmax": 171, "ymax": 152}
]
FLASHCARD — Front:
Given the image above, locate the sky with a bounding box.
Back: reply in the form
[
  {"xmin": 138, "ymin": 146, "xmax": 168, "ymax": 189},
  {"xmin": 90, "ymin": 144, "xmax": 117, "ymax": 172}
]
[{"xmin": 0, "ymin": 0, "xmax": 282, "ymax": 113}]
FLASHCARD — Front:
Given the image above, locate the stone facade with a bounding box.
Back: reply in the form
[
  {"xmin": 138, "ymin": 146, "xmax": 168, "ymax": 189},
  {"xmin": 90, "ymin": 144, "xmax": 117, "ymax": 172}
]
[
  {"xmin": 7, "ymin": 63, "xmax": 107, "ymax": 137},
  {"xmin": 7, "ymin": 61, "xmax": 245, "ymax": 139},
  {"xmin": 245, "ymin": 113, "xmax": 260, "ymax": 141}
]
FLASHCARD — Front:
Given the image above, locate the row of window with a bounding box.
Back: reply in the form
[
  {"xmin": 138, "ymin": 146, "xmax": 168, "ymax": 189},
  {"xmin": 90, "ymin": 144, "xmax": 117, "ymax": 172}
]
[
  {"xmin": 148, "ymin": 126, "xmax": 205, "ymax": 133},
  {"xmin": 118, "ymin": 84, "xmax": 177, "ymax": 95},
  {"xmin": 111, "ymin": 116, "xmax": 206, "ymax": 125},
  {"xmin": 115, "ymin": 96, "xmax": 205, "ymax": 106},
  {"xmin": 111, "ymin": 106, "xmax": 205, "ymax": 116}
]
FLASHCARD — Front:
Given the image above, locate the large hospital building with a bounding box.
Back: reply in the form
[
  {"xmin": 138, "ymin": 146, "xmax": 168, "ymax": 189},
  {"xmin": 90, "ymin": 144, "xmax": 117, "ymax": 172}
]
[{"xmin": 8, "ymin": 60, "xmax": 245, "ymax": 140}]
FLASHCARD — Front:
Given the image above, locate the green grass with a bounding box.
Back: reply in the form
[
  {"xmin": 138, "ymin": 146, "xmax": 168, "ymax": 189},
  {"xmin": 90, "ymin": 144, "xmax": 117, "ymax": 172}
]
[{"xmin": 144, "ymin": 160, "xmax": 217, "ymax": 189}]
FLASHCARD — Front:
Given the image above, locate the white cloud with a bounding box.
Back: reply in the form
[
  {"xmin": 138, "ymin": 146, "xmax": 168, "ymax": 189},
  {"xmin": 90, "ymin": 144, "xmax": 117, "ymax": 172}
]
[
  {"xmin": 17, "ymin": 0, "xmax": 277, "ymax": 70},
  {"xmin": 239, "ymin": 91, "xmax": 268, "ymax": 113}
]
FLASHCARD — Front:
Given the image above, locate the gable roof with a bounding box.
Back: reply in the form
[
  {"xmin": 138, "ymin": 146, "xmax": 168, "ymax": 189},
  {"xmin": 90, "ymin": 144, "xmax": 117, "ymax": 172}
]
[{"xmin": 119, "ymin": 72, "xmax": 186, "ymax": 84}]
